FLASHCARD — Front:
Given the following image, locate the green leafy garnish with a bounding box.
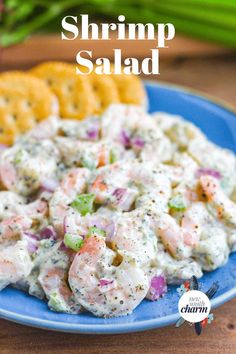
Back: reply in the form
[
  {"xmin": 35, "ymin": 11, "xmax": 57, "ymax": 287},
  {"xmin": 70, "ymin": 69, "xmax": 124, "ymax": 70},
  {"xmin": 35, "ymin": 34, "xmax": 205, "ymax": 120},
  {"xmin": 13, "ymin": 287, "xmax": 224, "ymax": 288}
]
[
  {"xmin": 88, "ymin": 226, "xmax": 106, "ymax": 237},
  {"xmin": 64, "ymin": 233, "xmax": 84, "ymax": 252},
  {"xmin": 70, "ymin": 193, "xmax": 95, "ymax": 216},
  {"xmin": 168, "ymin": 194, "xmax": 186, "ymax": 211}
]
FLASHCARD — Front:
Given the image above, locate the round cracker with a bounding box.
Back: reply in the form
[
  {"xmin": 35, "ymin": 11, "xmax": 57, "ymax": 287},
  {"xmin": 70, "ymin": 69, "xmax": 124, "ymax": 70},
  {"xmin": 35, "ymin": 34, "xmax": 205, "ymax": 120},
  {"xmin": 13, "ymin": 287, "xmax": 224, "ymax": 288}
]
[
  {"xmin": 77, "ymin": 65, "xmax": 120, "ymax": 114},
  {"xmin": 0, "ymin": 71, "xmax": 58, "ymax": 145},
  {"xmin": 110, "ymin": 68, "xmax": 147, "ymax": 107},
  {"xmin": 30, "ymin": 62, "xmax": 97, "ymax": 119}
]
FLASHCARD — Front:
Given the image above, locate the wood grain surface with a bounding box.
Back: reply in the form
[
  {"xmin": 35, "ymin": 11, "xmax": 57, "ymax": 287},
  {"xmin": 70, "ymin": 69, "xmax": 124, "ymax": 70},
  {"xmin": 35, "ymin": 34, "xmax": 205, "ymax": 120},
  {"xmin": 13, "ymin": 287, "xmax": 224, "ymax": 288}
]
[
  {"xmin": 0, "ymin": 36, "xmax": 236, "ymax": 354},
  {"xmin": 0, "ymin": 298, "xmax": 236, "ymax": 354}
]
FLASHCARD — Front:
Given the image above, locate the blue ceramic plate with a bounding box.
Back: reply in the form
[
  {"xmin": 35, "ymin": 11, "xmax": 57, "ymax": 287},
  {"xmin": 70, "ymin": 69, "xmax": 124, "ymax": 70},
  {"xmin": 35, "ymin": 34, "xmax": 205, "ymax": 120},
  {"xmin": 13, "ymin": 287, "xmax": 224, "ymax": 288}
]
[{"xmin": 1, "ymin": 82, "xmax": 236, "ymax": 334}]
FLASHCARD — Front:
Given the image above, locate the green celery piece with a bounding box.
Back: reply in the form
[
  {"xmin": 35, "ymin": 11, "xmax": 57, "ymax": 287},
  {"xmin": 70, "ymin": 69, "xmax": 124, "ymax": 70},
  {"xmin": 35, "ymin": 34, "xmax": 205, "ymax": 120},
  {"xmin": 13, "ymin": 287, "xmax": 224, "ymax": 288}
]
[
  {"xmin": 4, "ymin": 2, "xmax": 36, "ymax": 29},
  {"xmin": 0, "ymin": 0, "xmax": 83, "ymax": 47},
  {"xmin": 2, "ymin": 0, "xmax": 236, "ymax": 47},
  {"xmin": 162, "ymin": 0, "xmax": 236, "ymax": 11},
  {"xmin": 153, "ymin": 2, "xmax": 236, "ymax": 31},
  {"xmin": 0, "ymin": 5, "xmax": 62, "ymax": 47},
  {"xmin": 64, "ymin": 233, "xmax": 84, "ymax": 252},
  {"xmin": 70, "ymin": 193, "xmax": 95, "ymax": 216},
  {"xmin": 97, "ymin": 3, "xmax": 236, "ymax": 47}
]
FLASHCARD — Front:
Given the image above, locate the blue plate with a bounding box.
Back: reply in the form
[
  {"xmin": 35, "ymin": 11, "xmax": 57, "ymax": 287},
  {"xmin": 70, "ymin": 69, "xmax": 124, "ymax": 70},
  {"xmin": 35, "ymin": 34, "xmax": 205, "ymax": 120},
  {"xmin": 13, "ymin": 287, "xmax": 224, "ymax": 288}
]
[{"xmin": 1, "ymin": 82, "xmax": 236, "ymax": 334}]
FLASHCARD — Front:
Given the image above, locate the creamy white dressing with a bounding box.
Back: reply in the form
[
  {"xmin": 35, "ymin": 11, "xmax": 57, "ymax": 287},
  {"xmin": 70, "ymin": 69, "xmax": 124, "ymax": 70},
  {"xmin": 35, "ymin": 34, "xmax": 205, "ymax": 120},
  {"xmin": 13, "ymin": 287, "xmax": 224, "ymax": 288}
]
[{"xmin": 0, "ymin": 104, "xmax": 236, "ymax": 317}]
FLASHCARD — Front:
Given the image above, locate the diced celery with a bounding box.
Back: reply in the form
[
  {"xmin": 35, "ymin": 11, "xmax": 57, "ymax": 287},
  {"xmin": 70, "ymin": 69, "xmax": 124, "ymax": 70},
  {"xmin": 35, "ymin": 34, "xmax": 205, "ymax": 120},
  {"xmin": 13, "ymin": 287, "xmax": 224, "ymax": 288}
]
[
  {"xmin": 70, "ymin": 193, "xmax": 95, "ymax": 216},
  {"xmin": 64, "ymin": 233, "xmax": 84, "ymax": 252}
]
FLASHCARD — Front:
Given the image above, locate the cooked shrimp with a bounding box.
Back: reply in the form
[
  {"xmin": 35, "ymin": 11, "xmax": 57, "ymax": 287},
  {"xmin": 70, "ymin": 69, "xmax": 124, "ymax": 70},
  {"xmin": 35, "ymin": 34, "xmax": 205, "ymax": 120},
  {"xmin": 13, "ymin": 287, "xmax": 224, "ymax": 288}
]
[
  {"xmin": 139, "ymin": 136, "xmax": 174, "ymax": 165},
  {"xmin": 155, "ymin": 246, "xmax": 203, "ymax": 283},
  {"xmin": 38, "ymin": 243, "xmax": 82, "ymax": 314},
  {"xmin": 0, "ymin": 191, "xmax": 48, "ymax": 225},
  {"xmin": 0, "ymin": 139, "xmax": 60, "ymax": 196},
  {"xmin": 49, "ymin": 168, "xmax": 91, "ymax": 235},
  {"xmin": 69, "ymin": 235, "xmax": 149, "ymax": 317},
  {"xmin": 28, "ymin": 116, "xmax": 60, "ymax": 140},
  {"xmin": 110, "ymin": 209, "xmax": 158, "ymax": 271},
  {"xmin": 0, "ymin": 240, "xmax": 33, "ymax": 290},
  {"xmin": 101, "ymin": 104, "xmax": 163, "ymax": 148},
  {"xmin": 0, "ymin": 215, "xmax": 32, "ymax": 244},
  {"xmin": 55, "ymin": 137, "xmax": 128, "ymax": 169},
  {"xmin": 89, "ymin": 161, "xmax": 171, "ymax": 212},
  {"xmin": 193, "ymin": 226, "xmax": 229, "ymax": 271},
  {"xmin": 57, "ymin": 116, "xmax": 101, "ymax": 141},
  {"xmin": 154, "ymin": 210, "xmax": 200, "ymax": 260},
  {"xmin": 200, "ymin": 175, "xmax": 236, "ymax": 226},
  {"xmin": 0, "ymin": 192, "xmax": 26, "ymax": 219}
]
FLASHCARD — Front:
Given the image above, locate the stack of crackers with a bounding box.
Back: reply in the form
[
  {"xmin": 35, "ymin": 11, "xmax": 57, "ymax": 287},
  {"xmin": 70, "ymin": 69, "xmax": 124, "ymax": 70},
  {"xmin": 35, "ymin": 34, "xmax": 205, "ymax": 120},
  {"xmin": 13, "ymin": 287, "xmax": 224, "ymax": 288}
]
[{"xmin": 0, "ymin": 62, "xmax": 146, "ymax": 145}]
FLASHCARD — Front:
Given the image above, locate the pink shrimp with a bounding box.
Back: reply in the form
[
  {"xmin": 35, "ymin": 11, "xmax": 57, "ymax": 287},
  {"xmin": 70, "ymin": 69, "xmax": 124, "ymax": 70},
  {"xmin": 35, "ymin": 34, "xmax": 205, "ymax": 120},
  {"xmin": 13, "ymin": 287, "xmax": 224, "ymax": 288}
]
[
  {"xmin": 0, "ymin": 159, "xmax": 17, "ymax": 191},
  {"xmin": 200, "ymin": 175, "xmax": 236, "ymax": 226},
  {"xmin": 0, "ymin": 240, "xmax": 33, "ymax": 290},
  {"xmin": 22, "ymin": 199, "xmax": 48, "ymax": 220},
  {"xmin": 49, "ymin": 168, "xmax": 91, "ymax": 235},
  {"xmin": 38, "ymin": 245, "xmax": 82, "ymax": 314},
  {"xmin": 154, "ymin": 211, "xmax": 200, "ymax": 260},
  {"xmin": 69, "ymin": 235, "xmax": 149, "ymax": 317},
  {"xmin": 0, "ymin": 215, "xmax": 32, "ymax": 244}
]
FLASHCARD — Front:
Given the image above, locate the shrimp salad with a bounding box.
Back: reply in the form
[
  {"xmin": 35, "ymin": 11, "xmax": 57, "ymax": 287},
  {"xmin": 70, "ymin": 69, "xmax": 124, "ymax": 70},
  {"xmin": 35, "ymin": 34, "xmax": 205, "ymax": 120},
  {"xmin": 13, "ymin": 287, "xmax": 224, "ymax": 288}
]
[{"xmin": 0, "ymin": 104, "xmax": 236, "ymax": 318}]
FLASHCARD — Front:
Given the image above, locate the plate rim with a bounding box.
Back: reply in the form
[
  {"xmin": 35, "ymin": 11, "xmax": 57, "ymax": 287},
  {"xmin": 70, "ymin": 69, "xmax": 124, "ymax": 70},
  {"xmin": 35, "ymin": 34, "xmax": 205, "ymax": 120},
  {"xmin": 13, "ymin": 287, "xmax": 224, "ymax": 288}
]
[
  {"xmin": 1, "ymin": 286, "xmax": 236, "ymax": 334},
  {"xmin": 146, "ymin": 79, "xmax": 236, "ymax": 115},
  {"xmin": 1, "ymin": 80, "xmax": 236, "ymax": 334}
]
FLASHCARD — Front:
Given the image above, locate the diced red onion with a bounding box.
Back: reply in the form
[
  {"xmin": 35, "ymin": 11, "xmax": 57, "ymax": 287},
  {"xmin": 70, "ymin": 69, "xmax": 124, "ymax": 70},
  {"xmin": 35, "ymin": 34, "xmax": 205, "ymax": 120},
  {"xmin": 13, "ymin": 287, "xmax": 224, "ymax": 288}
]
[
  {"xmin": 41, "ymin": 179, "xmax": 59, "ymax": 193},
  {"xmin": 105, "ymin": 221, "xmax": 115, "ymax": 241},
  {"xmin": 86, "ymin": 126, "xmax": 99, "ymax": 140},
  {"xmin": 120, "ymin": 130, "xmax": 131, "ymax": 147},
  {"xmin": 113, "ymin": 188, "xmax": 127, "ymax": 201},
  {"xmin": 112, "ymin": 188, "xmax": 136, "ymax": 211},
  {"xmin": 40, "ymin": 226, "xmax": 57, "ymax": 240},
  {"xmin": 23, "ymin": 232, "xmax": 40, "ymax": 240},
  {"xmin": 22, "ymin": 233, "xmax": 39, "ymax": 253},
  {"xmin": 196, "ymin": 168, "xmax": 221, "ymax": 180},
  {"xmin": 131, "ymin": 136, "xmax": 145, "ymax": 149},
  {"xmin": 59, "ymin": 240, "xmax": 70, "ymax": 252},
  {"xmin": 146, "ymin": 274, "xmax": 167, "ymax": 301},
  {"xmin": 99, "ymin": 278, "xmax": 114, "ymax": 286},
  {"xmin": 98, "ymin": 278, "xmax": 116, "ymax": 292}
]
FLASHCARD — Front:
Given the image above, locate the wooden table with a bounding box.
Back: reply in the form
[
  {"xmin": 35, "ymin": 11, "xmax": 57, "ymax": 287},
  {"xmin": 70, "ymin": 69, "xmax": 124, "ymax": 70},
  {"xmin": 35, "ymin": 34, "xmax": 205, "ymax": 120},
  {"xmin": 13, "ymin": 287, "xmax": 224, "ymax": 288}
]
[
  {"xmin": 0, "ymin": 35, "xmax": 236, "ymax": 353},
  {"xmin": 0, "ymin": 298, "xmax": 236, "ymax": 354}
]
